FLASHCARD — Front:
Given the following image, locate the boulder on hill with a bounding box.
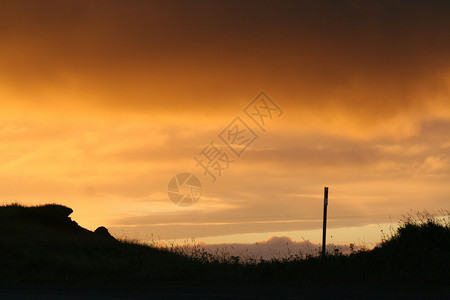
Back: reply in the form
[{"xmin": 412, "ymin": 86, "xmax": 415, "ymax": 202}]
[{"xmin": 94, "ymin": 226, "xmax": 117, "ymax": 241}]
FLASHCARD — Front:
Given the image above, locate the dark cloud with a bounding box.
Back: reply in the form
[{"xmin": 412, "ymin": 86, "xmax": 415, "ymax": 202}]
[
  {"xmin": 1, "ymin": 0, "xmax": 449, "ymax": 119},
  {"xmin": 1, "ymin": 1, "xmax": 449, "ymax": 244}
]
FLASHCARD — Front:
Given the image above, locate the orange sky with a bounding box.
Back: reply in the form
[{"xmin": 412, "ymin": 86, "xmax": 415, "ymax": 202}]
[{"xmin": 1, "ymin": 1, "xmax": 449, "ymax": 246}]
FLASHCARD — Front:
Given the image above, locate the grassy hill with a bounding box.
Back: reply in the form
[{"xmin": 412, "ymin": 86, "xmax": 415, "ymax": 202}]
[
  {"xmin": 0, "ymin": 203, "xmax": 198, "ymax": 284},
  {"xmin": 0, "ymin": 204, "xmax": 448, "ymax": 289}
]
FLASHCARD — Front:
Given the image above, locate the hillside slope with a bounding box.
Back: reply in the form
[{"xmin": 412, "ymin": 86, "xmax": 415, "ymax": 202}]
[
  {"xmin": 0, "ymin": 204, "xmax": 197, "ymax": 284},
  {"xmin": 0, "ymin": 204, "xmax": 448, "ymax": 289}
]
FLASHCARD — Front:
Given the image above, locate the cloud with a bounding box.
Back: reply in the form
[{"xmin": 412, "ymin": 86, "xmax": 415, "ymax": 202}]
[
  {"xmin": 158, "ymin": 236, "xmax": 361, "ymax": 260},
  {"xmin": 0, "ymin": 1, "xmax": 449, "ymax": 246},
  {"xmin": 0, "ymin": 0, "xmax": 449, "ymax": 126},
  {"xmin": 418, "ymin": 156, "xmax": 450, "ymax": 175}
]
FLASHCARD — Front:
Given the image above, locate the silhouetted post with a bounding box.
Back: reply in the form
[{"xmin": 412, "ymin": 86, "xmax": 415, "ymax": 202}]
[{"xmin": 322, "ymin": 187, "xmax": 328, "ymax": 258}]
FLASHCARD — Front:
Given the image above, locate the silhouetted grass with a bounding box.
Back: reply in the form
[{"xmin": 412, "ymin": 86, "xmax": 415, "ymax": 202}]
[
  {"xmin": 0, "ymin": 203, "xmax": 200, "ymax": 285},
  {"xmin": 0, "ymin": 204, "xmax": 448, "ymax": 288}
]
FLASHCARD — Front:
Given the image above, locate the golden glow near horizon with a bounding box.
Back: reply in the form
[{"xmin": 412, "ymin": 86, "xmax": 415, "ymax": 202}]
[{"xmin": 1, "ymin": 1, "xmax": 449, "ymax": 248}]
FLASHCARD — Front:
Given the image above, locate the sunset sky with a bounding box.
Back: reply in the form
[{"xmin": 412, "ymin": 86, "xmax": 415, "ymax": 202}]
[{"xmin": 1, "ymin": 1, "xmax": 449, "ymax": 248}]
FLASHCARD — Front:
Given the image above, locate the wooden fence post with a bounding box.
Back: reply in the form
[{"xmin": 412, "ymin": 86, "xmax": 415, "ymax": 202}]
[{"xmin": 322, "ymin": 187, "xmax": 328, "ymax": 258}]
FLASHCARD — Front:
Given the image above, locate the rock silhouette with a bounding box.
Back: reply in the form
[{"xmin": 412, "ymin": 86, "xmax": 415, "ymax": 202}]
[
  {"xmin": 0, "ymin": 203, "xmax": 116, "ymax": 242},
  {"xmin": 94, "ymin": 226, "xmax": 116, "ymax": 241}
]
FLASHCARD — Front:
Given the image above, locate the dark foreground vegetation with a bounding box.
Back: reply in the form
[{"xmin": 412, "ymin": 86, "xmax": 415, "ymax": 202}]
[{"xmin": 0, "ymin": 204, "xmax": 448, "ymax": 298}]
